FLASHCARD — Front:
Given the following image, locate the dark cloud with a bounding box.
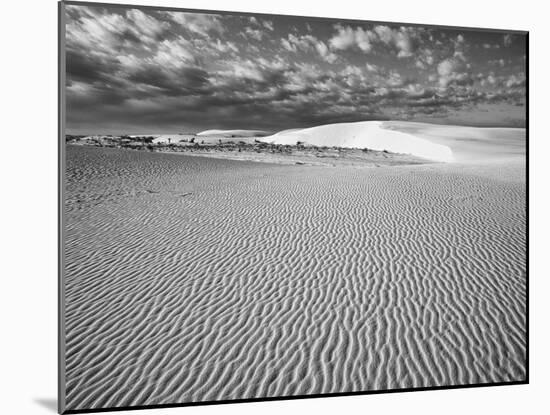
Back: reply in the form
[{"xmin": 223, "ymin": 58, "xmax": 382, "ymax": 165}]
[
  {"xmin": 66, "ymin": 50, "xmax": 114, "ymax": 84},
  {"xmin": 126, "ymin": 65, "xmax": 210, "ymax": 95}
]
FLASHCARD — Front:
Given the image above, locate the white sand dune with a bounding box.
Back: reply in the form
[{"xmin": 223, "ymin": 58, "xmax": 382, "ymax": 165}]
[
  {"xmin": 382, "ymin": 121, "xmax": 525, "ymax": 163},
  {"xmin": 197, "ymin": 129, "xmax": 271, "ymax": 137},
  {"xmin": 261, "ymin": 121, "xmax": 454, "ymax": 162},
  {"xmin": 64, "ymin": 145, "xmax": 526, "ymax": 411},
  {"xmin": 261, "ymin": 121, "xmax": 525, "ymax": 164}
]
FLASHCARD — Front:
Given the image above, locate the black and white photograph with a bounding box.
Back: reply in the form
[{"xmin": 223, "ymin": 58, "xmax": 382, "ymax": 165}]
[{"xmin": 59, "ymin": 1, "xmax": 527, "ymax": 413}]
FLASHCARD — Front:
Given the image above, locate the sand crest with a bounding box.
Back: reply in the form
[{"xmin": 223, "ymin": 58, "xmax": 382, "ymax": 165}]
[
  {"xmin": 261, "ymin": 121, "xmax": 454, "ymax": 162},
  {"xmin": 197, "ymin": 129, "xmax": 271, "ymax": 137}
]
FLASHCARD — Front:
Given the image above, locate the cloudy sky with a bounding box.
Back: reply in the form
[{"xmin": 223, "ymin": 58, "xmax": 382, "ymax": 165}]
[{"xmin": 64, "ymin": 4, "xmax": 526, "ymax": 134}]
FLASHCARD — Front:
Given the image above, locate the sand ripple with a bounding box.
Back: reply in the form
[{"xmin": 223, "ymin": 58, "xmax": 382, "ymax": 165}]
[{"xmin": 63, "ymin": 146, "xmax": 526, "ymax": 411}]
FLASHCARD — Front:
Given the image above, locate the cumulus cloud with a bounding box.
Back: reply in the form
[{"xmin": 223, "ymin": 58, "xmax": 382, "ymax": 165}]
[
  {"xmin": 437, "ymin": 57, "xmax": 473, "ymax": 87},
  {"xmin": 64, "ymin": 5, "xmax": 527, "ymax": 132},
  {"xmin": 365, "ymin": 63, "xmax": 380, "ymax": 73},
  {"xmin": 126, "ymin": 9, "xmax": 169, "ymax": 39},
  {"xmin": 329, "ymin": 25, "xmax": 376, "ymax": 52},
  {"xmin": 488, "ymin": 58, "xmax": 506, "ymax": 67},
  {"xmin": 373, "ymin": 25, "xmax": 417, "ymax": 57},
  {"xmin": 329, "ymin": 24, "xmax": 418, "ymax": 57},
  {"xmin": 314, "ymin": 40, "xmax": 338, "ymax": 63},
  {"xmin": 282, "ymin": 33, "xmax": 312, "ymax": 51},
  {"xmin": 248, "ymin": 16, "xmax": 274, "ymax": 31},
  {"xmin": 166, "ymin": 11, "xmax": 223, "ymax": 37},
  {"xmin": 212, "ymin": 39, "xmax": 239, "ymax": 53},
  {"xmin": 387, "ymin": 71, "xmax": 405, "ymax": 87},
  {"xmin": 506, "ymin": 74, "xmax": 526, "ymax": 88},
  {"xmin": 66, "ymin": 6, "xmax": 158, "ymax": 53},
  {"xmin": 482, "ymin": 42, "xmax": 501, "ymax": 49},
  {"xmin": 329, "ymin": 25, "xmax": 356, "ymax": 50},
  {"xmin": 150, "ymin": 37, "xmax": 195, "ymax": 69},
  {"xmin": 394, "ymin": 30, "xmax": 415, "ymax": 57},
  {"xmin": 503, "ymin": 34, "xmax": 513, "ymax": 47},
  {"xmin": 245, "ymin": 27, "xmax": 264, "ymax": 41},
  {"xmin": 282, "ymin": 34, "xmax": 338, "ymax": 62},
  {"xmin": 281, "ymin": 37, "xmax": 297, "ymax": 52},
  {"xmin": 228, "ymin": 60, "xmax": 266, "ymax": 82}
]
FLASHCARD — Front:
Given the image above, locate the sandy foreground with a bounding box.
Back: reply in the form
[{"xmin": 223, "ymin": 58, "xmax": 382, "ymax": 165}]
[{"xmin": 64, "ymin": 141, "xmax": 526, "ymax": 410}]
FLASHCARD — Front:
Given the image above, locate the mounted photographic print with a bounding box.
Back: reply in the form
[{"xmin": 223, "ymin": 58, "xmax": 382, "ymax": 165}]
[{"xmin": 58, "ymin": 1, "xmax": 528, "ymax": 413}]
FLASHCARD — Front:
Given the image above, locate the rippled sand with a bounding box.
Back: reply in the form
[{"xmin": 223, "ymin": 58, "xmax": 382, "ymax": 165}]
[{"xmin": 63, "ymin": 145, "xmax": 526, "ymax": 411}]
